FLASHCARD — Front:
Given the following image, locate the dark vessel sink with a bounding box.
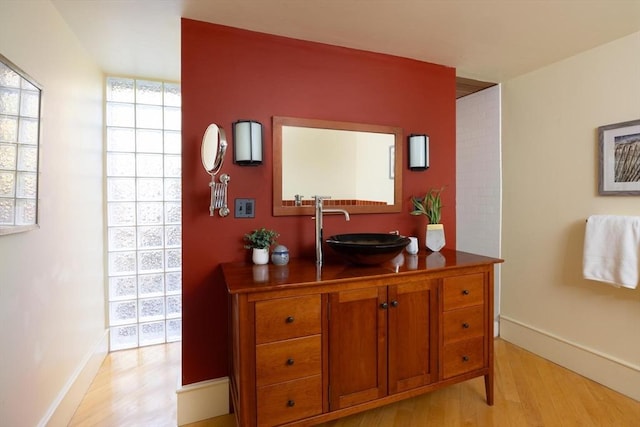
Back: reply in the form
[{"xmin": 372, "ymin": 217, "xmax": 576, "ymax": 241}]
[{"xmin": 326, "ymin": 233, "xmax": 411, "ymax": 265}]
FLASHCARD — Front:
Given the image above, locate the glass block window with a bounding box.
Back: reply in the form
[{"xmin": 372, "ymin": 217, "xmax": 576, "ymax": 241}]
[
  {"xmin": 106, "ymin": 77, "xmax": 182, "ymax": 350},
  {"xmin": 0, "ymin": 54, "xmax": 41, "ymax": 234}
]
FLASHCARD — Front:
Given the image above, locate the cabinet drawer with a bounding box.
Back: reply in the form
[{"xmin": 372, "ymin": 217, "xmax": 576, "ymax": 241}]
[
  {"xmin": 442, "ymin": 337, "xmax": 485, "ymax": 379},
  {"xmin": 443, "ymin": 305, "xmax": 484, "ymax": 344},
  {"xmin": 442, "ymin": 273, "xmax": 484, "ymax": 311},
  {"xmin": 256, "ymin": 335, "xmax": 322, "ymax": 386},
  {"xmin": 255, "ymin": 295, "xmax": 321, "ymax": 344},
  {"xmin": 257, "ymin": 375, "xmax": 323, "ymax": 427}
]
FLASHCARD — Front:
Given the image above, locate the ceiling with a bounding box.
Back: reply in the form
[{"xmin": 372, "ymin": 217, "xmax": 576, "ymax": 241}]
[{"xmin": 51, "ymin": 0, "xmax": 640, "ymax": 85}]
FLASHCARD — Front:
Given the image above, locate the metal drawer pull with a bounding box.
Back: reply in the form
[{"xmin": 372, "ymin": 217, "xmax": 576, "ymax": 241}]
[
  {"xmin": 462, "ymin": 355, "xmax": 470, "ymax": 362},
  {"xmin": 286, "ymin": 316, "xmax": 295, "ymax": 323},
  {"xmin": 380, "ymin": 302, "xmax": 389, "ymax": 309},
  {"xmin": 286, "ymin": 358, "xmax": 295, "ymax": 366},
  {"xmin": 462, "ymin": 322, "xmax": 470, "ymax": 329},
  {"xmin": 391, "ymin": 300, "xmax": 399, "ymax": 307},
  {"xmin": 462, "ymin": 289, "xmax": 470, "ymax": 295},
  {"xmin": 287, "ymin": 400, "xmax": 295, "ymax": 407}
]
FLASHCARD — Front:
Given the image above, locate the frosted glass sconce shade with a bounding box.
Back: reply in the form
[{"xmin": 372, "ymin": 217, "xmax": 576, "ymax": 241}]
[
  {"xmin": 408, "ymin": 134, "xmax": 429, "ymax": 171},
  {"xmin": 233, "ymin": 120, "xmax": 263, "ymax": 165}
]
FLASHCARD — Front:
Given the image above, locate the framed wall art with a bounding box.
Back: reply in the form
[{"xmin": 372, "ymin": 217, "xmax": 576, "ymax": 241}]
[{"xmin": 598, "ymin": 119, "xmax": 640, "ymax": 195}]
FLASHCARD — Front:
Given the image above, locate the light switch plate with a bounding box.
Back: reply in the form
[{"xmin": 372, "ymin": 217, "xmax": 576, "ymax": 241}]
[{"xmin": 235, "ymin": 198, "xmax": 255, "ymax": 218}]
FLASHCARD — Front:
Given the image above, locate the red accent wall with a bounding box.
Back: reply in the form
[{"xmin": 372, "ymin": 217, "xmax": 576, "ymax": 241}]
[{"xmin": 181, "ymin": 19, "xmax": 456, "ymax": 385}]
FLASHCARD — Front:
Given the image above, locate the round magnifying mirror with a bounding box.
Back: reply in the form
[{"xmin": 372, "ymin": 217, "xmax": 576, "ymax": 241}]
[{"xmin": 201, "ymin": 124, "xmax": 228, "ymax": 175}]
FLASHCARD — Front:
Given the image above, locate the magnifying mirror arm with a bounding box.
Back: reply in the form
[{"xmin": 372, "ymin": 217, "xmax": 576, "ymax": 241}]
[
  {"xmin": 209, "ymin": 175, "xmax": 215, "ymax": 216},
  {"xmin": 209, "ymin": 173, "xmax": 231, "ymax": 217}
]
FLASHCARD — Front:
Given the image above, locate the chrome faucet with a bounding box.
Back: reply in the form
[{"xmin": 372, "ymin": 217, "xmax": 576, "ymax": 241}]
[{"xmin": 313, "ymin": 196, "xmax": 350, "ymax": 266}]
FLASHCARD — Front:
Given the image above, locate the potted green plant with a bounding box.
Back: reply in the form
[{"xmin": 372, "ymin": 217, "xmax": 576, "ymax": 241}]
[
  {"xmin": 410, "ymin": 187, "xmax": 445, "ymax": 252},
  {"xmin": 244, "ymin": 227, "xmax": 279, "ymax": 264}
]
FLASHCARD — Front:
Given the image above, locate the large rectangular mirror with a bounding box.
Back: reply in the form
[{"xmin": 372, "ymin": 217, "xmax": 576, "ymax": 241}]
[
  {"xmin": 273, "ymin": 116, "xmax": 403, "ymax": 216},
  {"xmin": 0, "ymin": 54, "xmax": 41, "ymax": 235}
]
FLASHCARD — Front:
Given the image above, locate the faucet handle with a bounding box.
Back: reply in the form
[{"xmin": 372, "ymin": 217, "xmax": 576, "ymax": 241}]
[{"xmin": 313, "ymin": 195, "xmax": 331, "ymax": 207}]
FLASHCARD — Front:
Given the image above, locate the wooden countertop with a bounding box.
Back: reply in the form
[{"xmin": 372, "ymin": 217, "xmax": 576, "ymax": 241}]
[{"xmin": 223, "ymin": 248, "xmax": 503, "ymax": 294}]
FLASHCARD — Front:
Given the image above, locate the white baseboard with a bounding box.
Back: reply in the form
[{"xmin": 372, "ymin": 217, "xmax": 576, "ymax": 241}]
[
  {"xmin": 500, "ymin": 315, "xmax": 640, "ymax": 401},
  {"xmin": 176, "ymin": 376, "xmax": 229, "ymax": 426},
  {"xmin": 39, "ymin": 329, "xmax": 109, "ymax": 427}
]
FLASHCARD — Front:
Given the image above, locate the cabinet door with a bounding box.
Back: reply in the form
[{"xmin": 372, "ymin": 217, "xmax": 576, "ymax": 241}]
[
  {"xmin": 388, "ymin": 278, "xmax": 436, "ymax": 394},
  {"xmin": 329, "ymin": 287, "xmax": 387, "ymax": 410}
]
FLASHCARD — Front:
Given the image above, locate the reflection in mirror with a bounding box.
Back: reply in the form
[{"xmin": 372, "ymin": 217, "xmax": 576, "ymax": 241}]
[
  {"xmin": 273, "ymin": 116, "xmax": 403, "ymax": 216},
  {"xmin": 0, "ymin": 54, "xmax": 42, "ymax": 235},
  {"xmin": 282, "ymin": 127, "xmax": 394, "ymax": 204}
]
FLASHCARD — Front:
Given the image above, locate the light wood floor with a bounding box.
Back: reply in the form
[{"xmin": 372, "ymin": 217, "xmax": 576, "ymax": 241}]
[
  {"xmin": 69, "ymin": 342, "xmax": 181, "ymax": 427},
  {"xmin": 70, "ymin": 339, "xmax": 640, "ymax": 426}
]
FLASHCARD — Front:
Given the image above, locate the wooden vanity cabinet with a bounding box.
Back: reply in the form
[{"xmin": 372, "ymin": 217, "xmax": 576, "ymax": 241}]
[
  {"xmin": 224, "ymin": 250, "xmax": 502, "ymax": 427},
  {"xmin": 229, "ymin": 292, "xmax": 328, "ymax": 427},
  {"xmin": 440, "ymin": 271, "xmax": 494, "ymax": 404},
  {"xmin": 254, "ymin": 295, "xmax": 324, "ymax": 426},
  {"xmin": 328, "ymin": 277, "xmax": 437, "ymax": 410}
]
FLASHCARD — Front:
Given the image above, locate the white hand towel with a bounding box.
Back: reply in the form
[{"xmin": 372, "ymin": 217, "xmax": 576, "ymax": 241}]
[{"xmin": 583, "ymin": 215, "xmax": 640, "ymax": 289}]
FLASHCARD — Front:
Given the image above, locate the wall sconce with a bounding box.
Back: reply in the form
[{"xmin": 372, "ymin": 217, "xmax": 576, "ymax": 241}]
[
  {"xmin": 233, "ymin": 120, "xmax": 263, "ymax": 165},
  {"xmin": 408, "ymin": 134, "xmax": 429, "ymax": 171}
]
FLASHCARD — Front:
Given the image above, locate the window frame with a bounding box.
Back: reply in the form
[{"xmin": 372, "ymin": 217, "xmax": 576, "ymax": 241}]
[
  {"xmin": 0, "ymin": 53, "xmax": 42, "ymax": 236},
  {"xmin": 105, "ymin": 76, "xmax": 182, "ymax": 350}
]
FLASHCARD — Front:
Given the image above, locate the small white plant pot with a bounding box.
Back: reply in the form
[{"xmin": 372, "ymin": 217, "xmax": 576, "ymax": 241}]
[
  {"xmin": 425, "ymin": 224, "xmax": 445, "ymax": 252},
  {"xmin": 252, "ymin": 247, "xmax": 269, "ymax": 265}
]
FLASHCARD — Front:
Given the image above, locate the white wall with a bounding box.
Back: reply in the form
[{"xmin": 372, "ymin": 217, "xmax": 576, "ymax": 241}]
[
  {"xmin": 501, "ymin": 31, "xmax": 640, "ymax": 400},
  {"xmin": 0, "ymin": 1, "xmax": 106, "ymax": 425},
  {"xmin": 456, "ymin": 85, "xmax": 502, "ymax": 330}
]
